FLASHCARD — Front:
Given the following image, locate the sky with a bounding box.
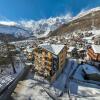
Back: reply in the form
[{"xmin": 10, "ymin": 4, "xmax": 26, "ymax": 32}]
[{"xmin": 0, "ymin": 0, "xmax": 100, "ymax": 21}]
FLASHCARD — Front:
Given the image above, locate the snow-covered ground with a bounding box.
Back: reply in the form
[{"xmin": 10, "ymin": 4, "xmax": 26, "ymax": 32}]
[
  {"xmin": 12, "ymin": 79, "xmax": 52, "ymax": 100},
  {"xmin": 70, "ymin": 81, "xmax": 100, "ymax": 100},
  {"xmin": 11, "ymin": 59, "xmax": 77, "ymax": 100},
  {"xmin": 11, "ymin": 70, "xmax": 53, "ymax": 100}
]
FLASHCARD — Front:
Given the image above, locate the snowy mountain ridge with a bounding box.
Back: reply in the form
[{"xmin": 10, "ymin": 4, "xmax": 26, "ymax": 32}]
[
  {"xmin": 72, "ymin": 7, "xmax": 100, "ymax": 21},
  {"xmin": 0, "ymin": 13, "xmax": 72, "ymax": 38},
  {"xmin": 18, "ymin": 13, "xmax": 72, "ymax": 37},
  {"xmin": 0, "ymin": 7, "xmax": 100, "ymax": 38}
]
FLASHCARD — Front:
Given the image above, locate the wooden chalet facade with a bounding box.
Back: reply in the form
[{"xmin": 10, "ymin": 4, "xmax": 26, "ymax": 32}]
[
  {"xmin": 33, "ymin": 44, "xmax": 67, "ymax": 81},
  {"xmin": 87, "ymin": 45, "xmax": 100, "ymax": 61},
  {"xmin": 87, "ymin": 45, "xmax": 100, "ymax": 67}
]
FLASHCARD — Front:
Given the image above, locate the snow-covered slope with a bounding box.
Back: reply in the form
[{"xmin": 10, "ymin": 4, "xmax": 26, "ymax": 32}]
[
  {"xmin": 73, "ymin": 7, "xmax": 100, "ymax": 20},
  {"xmin": 50, "ymin": 7, "xmax": 100, "ymax": 36},
  {"xmin": 0, "ymin": 25, "xmax": 31, "ymax": 38}
]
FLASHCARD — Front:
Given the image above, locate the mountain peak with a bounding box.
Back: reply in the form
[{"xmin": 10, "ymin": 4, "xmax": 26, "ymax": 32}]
[{"xmin": 0, "ymin": 7, "xmax": 100, "ymax": 38}]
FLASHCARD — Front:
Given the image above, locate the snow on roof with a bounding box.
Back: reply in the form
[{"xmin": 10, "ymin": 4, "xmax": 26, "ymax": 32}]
[
  {"xmin": 83, "ymin": 36, "xmax": 93, "ymax": 40},
  {"xmin": 57, "ymin": 40, "xmax": 61, "ymax": 43},
  {"xmin": 65, "ymin": 37, "xmax": 69, "ymax": 40},
  {"xmin": 25, "ymin": 62, "xmax": 33, "ymax": 66},
  {"xmin": 92, "ymin": 45, "xmax": 100, "ymax": 54},
  {"xmin": 82, "ymin": 64, "xmax": 100, "ymax": 75},
  {"xmin": 83, "ymin": 34, "xmax": 99, "ymax": 41},
  {"xmin": 78, "ymin": 47, "xmax": 85, "ymax": 51},
  {"xmin": 39, "ymin": 43, "xmax": 65, "ymax": 55},
  {"xmin": 92, "ymin": 30, "xmax": 100, "ymax": 35},
  {"xmin": 26, "ymin": 48, "xmax": 34, "ymax": 53},
  {"xmin": 68, "ymin": 46, "xmax": 75, "ymax": 52}
]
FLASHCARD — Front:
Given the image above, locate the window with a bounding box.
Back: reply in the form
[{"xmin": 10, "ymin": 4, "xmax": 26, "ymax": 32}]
[
  {"xmin": 38, "ymin": 48, "xmax": 42, "ymax": 53},
  {"xmin": 45, "ymin": 62, "xmax": 48, "ymax": 66}
]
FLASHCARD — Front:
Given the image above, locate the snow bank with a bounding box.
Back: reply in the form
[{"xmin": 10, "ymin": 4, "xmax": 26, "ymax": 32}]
[{"xmin": 12, "ymin": 79, "xmax": 52, "ymax": 100}]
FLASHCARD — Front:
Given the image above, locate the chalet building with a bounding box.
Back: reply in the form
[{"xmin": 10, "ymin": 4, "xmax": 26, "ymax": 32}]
[
  {"xmin": 87, "ymin": 45, "xmax": 100, "ymax": 67},
  {"xmin": 94, "ymin": 35, "xmax": 100, "ymax": 45},
  {"xmin": 33, "ymin": 44, "xmax": 67, "ymax": 81}
]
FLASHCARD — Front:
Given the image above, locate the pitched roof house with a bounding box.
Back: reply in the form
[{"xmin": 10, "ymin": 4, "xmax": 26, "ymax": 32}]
[
  {"xmin": 87, "ymin": 45, "xmax": 100, "ymax": 67},
  {"xmin": 87, "ymin": 45, "xmax": 100, "ymax": 61}
]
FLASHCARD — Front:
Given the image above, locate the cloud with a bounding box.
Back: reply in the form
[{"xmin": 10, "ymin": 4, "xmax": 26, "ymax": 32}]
[
  {"xmin": 0, "ymin": 15, "xmax": 17, "ymax": 26},
  {"xmin": 0, "ymin": 21, "xmax": 17, "ymax": 26}
]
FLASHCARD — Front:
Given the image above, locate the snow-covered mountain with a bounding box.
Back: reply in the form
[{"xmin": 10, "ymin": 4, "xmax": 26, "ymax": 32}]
[
  {"xmin": 0, "ymin": 25, "xmax": 32, "ymax": 38},
  {"xmin": 18, "ymin": 14, "xmax": 72, "ymax": 38},
  {"xmin": 51, "ymin": 7, "xmax": 100, "ymax": 36},
  {"xmin": 0, "ymin": 14, "xmax": 72, "ymax": 38},
  {"xmin": 0, "ymin": 7, "xmax": 100, "ymax": 38}
]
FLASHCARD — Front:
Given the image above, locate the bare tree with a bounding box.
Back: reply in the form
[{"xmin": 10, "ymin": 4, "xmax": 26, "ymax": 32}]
[{"xmin": 1, "ymin": 34, "xmax": 16, "ymax": 74}]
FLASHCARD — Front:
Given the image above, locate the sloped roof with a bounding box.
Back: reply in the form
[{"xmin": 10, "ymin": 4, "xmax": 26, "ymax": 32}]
[
  {"xmin": 39, "ymin": 43, "xmax": 65, "ymax": 55},
  {"xmin": 92, "ymin": 45, "xmax": 100, "ymax": 54},
  {"xmin": 68, "ymin": 46, "xmax": 75, "ymax": 52},
  {"xmin": 26, "ymin": 48, "xmax": 34, "ymax": 53},
  {"xmin": 82, "ymin": 64, "xmax": 100, "ymax": 75}
]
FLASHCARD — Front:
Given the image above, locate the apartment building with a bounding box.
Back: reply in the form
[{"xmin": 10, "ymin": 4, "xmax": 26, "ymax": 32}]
[{"xmin": 33, "ymin": 43, "xmax": 67, "ymax": 81}]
